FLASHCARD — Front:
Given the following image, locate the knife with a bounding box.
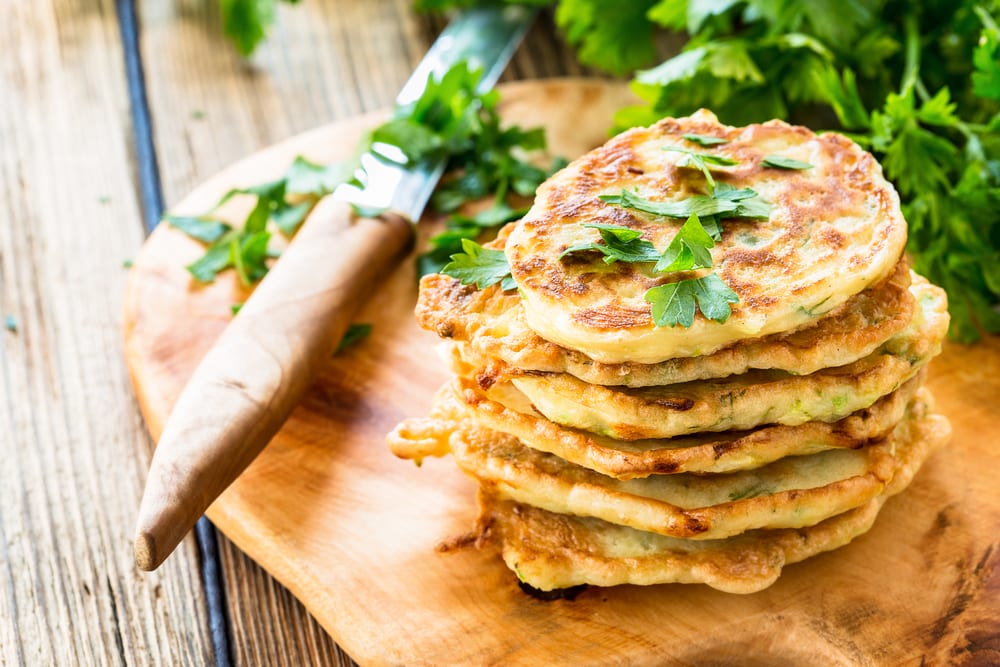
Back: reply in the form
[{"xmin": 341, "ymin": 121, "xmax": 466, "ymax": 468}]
[{"xmin": 133, "ymin": 5, "xmax": 538, "ymax": 571}]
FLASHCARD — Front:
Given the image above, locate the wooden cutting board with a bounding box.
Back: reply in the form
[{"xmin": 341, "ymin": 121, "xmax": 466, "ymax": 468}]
[{"xmin": 124, "ymin": 79, "xmax": 1000, "ymax": 666}]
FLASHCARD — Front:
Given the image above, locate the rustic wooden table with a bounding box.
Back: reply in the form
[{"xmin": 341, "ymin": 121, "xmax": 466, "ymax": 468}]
[{"xmin": 0, "ymin": 2, "xmax": 595, "ymax": 664}]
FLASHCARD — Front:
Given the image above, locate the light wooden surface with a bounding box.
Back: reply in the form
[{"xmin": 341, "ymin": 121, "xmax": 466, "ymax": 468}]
[
  {"xmin": 124, "ymin": 80, "xmax": 1000, "ymax": 666},
  {"xmin": 0, "ymin": 1, "xmax": 213, "ymax": 663},
  {"xmin": 1, "ymin": 1, "xmax": 596, "ymax": 664}
]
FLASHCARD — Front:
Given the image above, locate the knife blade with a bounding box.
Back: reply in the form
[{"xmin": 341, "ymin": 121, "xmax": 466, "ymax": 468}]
[{"xmin": 133, "ymin": 5, "xmax": 537, "ymax": 571}]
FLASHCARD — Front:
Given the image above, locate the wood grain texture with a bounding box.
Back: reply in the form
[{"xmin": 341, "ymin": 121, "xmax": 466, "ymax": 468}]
[
  {"xmin": 124, "ymin": 79, "xmax": 1000, "ymax": 666},
  {"xmin": 217, "ymin": 537, "xmax": 356, "ymax": 667},
  {"xmin": 0, "ymin": 1, "xmax": 213, "ymax": 664},
  {"xmin": 136, "ymin": 2, "xmax": 598, "ymax": 662}
]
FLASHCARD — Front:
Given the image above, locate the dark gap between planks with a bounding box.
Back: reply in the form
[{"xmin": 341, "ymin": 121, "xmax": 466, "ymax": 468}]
[{"xmin": 114, "ymin": 0, "xmax": 234, "ymax": 665}]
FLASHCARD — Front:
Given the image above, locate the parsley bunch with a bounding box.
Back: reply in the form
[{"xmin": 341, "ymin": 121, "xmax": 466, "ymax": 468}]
[{"xmin": 607, "ymin": 1, "xmax": 1000, "ymax": 341}]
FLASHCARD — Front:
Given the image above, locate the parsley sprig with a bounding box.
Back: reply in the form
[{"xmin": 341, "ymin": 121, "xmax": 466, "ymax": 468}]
[
  {"xmin": 646, "ymin": 274, "xmax": 740, "ymax": 328},
  {"xmin": 682, "ymin": 133, "xmax": 729, "ymax": 147},
  {"xmin": 559, "ymin": 224, "xmax": 660, "ymax": 263},
  {"xmin": 662, "ymin": 146, "xmax": 739, "ymax": 192},
  {"xmin": 600, "ymin": 182, "xmax": 769, "ymax": 227},
  {"xmin": 441, "ymin": 239, "xmax": 516, "ymax": 291},
  {"xmin": 166, "ymin": 157, "xmax": 346, "ymax": 285},
  {"xmin": 559, "ymin": 212, "xmax": 739, "ymax": 327},
  {"xmin": 762, "ymin": 155, "xmax": 813, "ymax": 170},
  {"xmin": 336, "ymin": 323, "xmax": 373, "ymax": 354}
]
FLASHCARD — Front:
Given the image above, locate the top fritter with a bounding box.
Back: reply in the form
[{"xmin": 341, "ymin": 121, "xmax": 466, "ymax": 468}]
[{"xmin": 505, "ymin": 110, "xmax": 907, "ymax": 364}]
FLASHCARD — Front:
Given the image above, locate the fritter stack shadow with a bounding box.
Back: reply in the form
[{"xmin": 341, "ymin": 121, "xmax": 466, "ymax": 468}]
[{"xmin": 388, "ymin": 110, "xmax": 951, "ymax": 594}]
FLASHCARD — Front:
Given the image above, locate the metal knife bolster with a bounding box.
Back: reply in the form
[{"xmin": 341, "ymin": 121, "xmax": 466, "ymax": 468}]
[{"xmin": 334, "ymin": 5, "xmax": 538, "ymax": 222}]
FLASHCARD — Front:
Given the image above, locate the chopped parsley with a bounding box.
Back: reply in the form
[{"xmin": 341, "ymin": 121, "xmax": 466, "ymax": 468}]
[
  {"xmin": 645, "ymin": 274, "xmax": 740, "ymax": 328},
  {"xmin": 166, "ymin": 62, "xmax": 556, "ymax": 301},
  {"xmin": 762, "ymin": 155, "xmax": 813, "ymax": 170},
  {"xmin": 599, "ymin": 183, "xmax": 770, "ymax": 223},
  {"xmin": 560, "ymin": 223, "xmax": 659, "ymax": 264},
  {"xmin": 166, "ymin": 156, "xmax": 345, "ymax": 285},
  {"xmin": 682, "ymin": 133, "xmax": 729, "ymax": 147},
  {"xmin": 336, "ymin": 323, "xmax": 373, "ymax": 353},
  {"xmin": 441, "ymin": 239, "xmax": 516, "ymax": 291},
  {"xmin": 663, "ymin": 146, "xmax": 738, "ymax": 192}
]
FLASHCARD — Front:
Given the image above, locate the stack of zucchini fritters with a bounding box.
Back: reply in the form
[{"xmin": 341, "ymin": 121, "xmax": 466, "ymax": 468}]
[{"xmin": 388, "ymin": 111, "xmax": 951, "ymax": 594}]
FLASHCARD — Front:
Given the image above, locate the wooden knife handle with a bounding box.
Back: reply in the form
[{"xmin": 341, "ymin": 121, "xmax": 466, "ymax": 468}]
[{"xmin": 134, "ymin": 198, "xmax": 412, "ymax": 571}]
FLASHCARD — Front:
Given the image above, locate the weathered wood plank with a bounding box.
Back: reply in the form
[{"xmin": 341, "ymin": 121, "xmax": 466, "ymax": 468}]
[
  {"xmin": 218, "ymin": 538, "xmax": 356, "ymax": 667},
  {"xmin": 136, "ymin": 1, "xmax": 592, "ymax": 663},
  {"xmin": 0, "ymin": 1, "xmax": 213, "ymax": 664}
]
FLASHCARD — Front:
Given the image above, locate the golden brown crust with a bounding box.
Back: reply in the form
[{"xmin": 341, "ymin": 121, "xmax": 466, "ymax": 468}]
[
  {"xmin": 442, "ymin": 421, "xmax": 897, "ymax": 541},
  {"xmin": 444, "ymin": 372, "xmax": 924, "ymax": 479},
  {"xmin": 492, "ymin": 276, "xmax": 946, "ymax": 441},
  {"xmin": 503, "ymin": 110, "xmax": 909, "ymax": 363},
  {"xmin": 416, "ymin": 256, "xmax": 914, "ymax": 387},
  {"xmin": 475, "ymin": 399, "xmax": 950, "ymax": 592}
]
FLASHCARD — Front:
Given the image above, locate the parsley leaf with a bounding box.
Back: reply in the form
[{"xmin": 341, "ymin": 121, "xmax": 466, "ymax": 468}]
[
  {"xmin": 284, "ymin": 156, "xmax": 351, "ymax": 196},
  {"xmin": 665, "ymin": 147, "xmax": 740, "ymax": 167},
  {"xmin": 441, "ymin": 239, "xmax": 516, "ymax": 291},
  {"xmin": 231, "ymin": 230, "xmax": 271, "ymax": 286},
  {"xmin": 220, "ymin": 0, "xmax": 301, "ymax": 56},
  {"xmin": 663, "ymin": 146, "xmax": 739, "ymax": 192},
  {"xmin": 646, "ymin": 280, "xmax": 696, "ymax": 328},
  {"xmin": 646, "ymin": 274, "xmax": 739, "ymax": 327},
  {"xmin": 220, "ymin": 0, "xmax": 273, "ymax": 56},
  {"xmin": 555, "ymin": 0, "xmax": 661, "ymax": 75},
  {"xmin": 165, "ymin": 216, "xmax": 231, "ymax": 243},
  {"xmin": 186, "ymin": 233, "xmax": 240, "ymax": 284},
  {"xmin": 682, "ymin": 133, "xmax": 729, "ymax": 146},
  {"xmin": 762, "ymin": 155, "xmax": 813, "ymax": 170},
  {"xmin": 336, "ymin": 323, "xmax": 373, "ymax": 354},
  {"xmin": 600, "ymin": 187, "xmax": 770, "ymax": 220},
  {"xmin": 972, "ymin": 6, "xmax": 1000, "ymax": 101},
  {"xmin": 560, "ymin": 223, "xmax": 660, "ymax": 264},
  {"xmin": 600, "ymin": 190, "xmax": 735, "ymax": 218},
  {"xmin": 655, "ymin": 214, "xmax": 715, "ymax": 273},
  {"xmin": 692, "ymin": 273, "xmax": 741, "ymax": 322}
]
